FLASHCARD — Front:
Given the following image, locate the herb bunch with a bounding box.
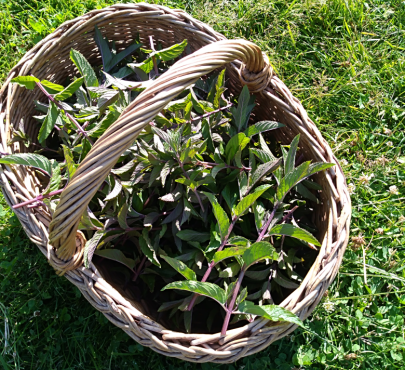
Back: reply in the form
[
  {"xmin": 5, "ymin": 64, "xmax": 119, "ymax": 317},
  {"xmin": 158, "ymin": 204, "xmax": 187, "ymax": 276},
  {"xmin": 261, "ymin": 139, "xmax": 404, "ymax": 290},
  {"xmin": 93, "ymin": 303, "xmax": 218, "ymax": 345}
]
[{"xmin": 1, "ymin": 28, "xmax": 334, "ymax": 335}]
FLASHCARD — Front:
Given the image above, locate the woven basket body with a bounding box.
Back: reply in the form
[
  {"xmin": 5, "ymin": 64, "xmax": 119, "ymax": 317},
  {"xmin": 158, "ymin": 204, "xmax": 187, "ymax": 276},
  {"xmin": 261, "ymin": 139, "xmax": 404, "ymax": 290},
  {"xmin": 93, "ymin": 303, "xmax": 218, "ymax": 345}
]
[{"xmin": 0, "ymin": 3, "xmax": 351, "ymax": 363}]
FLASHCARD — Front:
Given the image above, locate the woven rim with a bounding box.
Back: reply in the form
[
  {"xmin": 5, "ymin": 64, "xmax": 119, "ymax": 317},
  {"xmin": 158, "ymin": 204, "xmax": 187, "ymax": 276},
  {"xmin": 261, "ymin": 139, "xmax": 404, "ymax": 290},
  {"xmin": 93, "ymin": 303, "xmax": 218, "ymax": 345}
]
[{"xmin": 0, "ymin": 3, "xmax": 351, "ymax": 363}]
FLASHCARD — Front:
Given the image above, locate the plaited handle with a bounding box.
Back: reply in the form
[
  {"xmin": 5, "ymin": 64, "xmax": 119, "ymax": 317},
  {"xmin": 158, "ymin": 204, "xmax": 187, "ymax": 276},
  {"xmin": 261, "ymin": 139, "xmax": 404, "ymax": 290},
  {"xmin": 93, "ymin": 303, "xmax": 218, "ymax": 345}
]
[{"xmin": 48, "ymin": 39, "xmax": 272, "ymax": 270}]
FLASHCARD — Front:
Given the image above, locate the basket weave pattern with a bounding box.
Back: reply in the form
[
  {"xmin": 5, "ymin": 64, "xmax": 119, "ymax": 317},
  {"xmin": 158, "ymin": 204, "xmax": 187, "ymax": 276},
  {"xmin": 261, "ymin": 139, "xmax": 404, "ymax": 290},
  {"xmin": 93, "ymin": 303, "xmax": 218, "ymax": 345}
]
[{"xmin": 0, "ymin": 3, "xmax": 351, "ymax": 363}]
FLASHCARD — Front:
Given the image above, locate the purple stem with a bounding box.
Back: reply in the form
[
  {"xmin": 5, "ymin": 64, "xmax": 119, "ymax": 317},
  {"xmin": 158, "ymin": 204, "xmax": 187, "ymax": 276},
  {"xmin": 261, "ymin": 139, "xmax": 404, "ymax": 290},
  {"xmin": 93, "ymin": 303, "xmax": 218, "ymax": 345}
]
[
  {"xmin": 143, "ymin": 190, "xmax": 155, "ymax": 208},
  {"xmin": 281, "ymin": 205, "xmax": 299, "ymax": 223},
  {"xmin": 187, "ymin": 217, "xmax": 238, "ymax": 311},
  {"xmin": 156, "ymin": 103, "xmax": 233, "ymax": 132},
  {"xmin": 13, "ymin": 189, "xmax": 63, "ymax": 209},
  {"xmin": 221, "ymin": 268, "xmax": 245, "ymax": 336},
  {"xmin": 190, "ymin": 103, "xmax": 233, "ymax": 122},
  {"xmin": 132, "ymin": 255, "xmax": 147, "ymax": 282},
  {"xmin": 196, "ymin": 160, "xmax": 251, "ymax": 172},
  {"xmin": 30, "ymin": 142, "xmax": 60, "ymax": 153},
  {"xmin": 222, "ymin": 204, "xmax": 299, "ymax": 333},
  {"xmin": 257, "ymin": 205, "xmax": 279, "ymax": 242},
  {"xmin": 34, "ymin": 80, "xmax": 94, "ymax": 145},
  {"xmin": 106, "ymin": 226, "xmax": 162, "ymax": 232}
]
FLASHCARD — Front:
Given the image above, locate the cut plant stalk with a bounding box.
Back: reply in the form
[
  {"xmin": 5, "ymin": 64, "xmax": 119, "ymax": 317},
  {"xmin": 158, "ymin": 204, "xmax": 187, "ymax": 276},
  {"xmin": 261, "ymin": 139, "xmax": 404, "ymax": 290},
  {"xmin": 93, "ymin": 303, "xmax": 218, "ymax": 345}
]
[
  {"xmin": 187, "ymin": 216, "xmax": 238, "ymax": 311},
  {"xmin": 13, "ymin": 189, "xmax": 63, "ymax": 209}
]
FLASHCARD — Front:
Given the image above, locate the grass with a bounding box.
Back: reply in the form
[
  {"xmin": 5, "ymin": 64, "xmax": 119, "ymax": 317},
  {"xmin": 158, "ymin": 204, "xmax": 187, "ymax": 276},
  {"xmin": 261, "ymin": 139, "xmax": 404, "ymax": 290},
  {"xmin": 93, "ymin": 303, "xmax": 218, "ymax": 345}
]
[{"xmin": 1, "ymin": 0, "xmax": 405, "ymax": 368}]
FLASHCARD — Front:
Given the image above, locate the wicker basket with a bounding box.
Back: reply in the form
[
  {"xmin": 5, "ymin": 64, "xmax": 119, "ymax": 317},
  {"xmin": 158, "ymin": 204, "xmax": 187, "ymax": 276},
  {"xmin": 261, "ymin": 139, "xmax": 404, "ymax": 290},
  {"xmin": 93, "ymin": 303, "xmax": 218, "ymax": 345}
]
[{"xmin": 0, "ymin": 3, "xmax": 351, "ymax": 363}]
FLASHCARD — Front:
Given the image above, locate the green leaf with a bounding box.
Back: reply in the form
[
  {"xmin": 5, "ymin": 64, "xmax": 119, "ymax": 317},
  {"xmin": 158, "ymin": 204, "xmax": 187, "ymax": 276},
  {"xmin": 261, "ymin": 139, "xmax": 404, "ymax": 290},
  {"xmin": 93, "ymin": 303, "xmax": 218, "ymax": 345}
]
[
  {"xmin": 273, "ymin": 270, "xmax": 299, "ymax": 289},
  {"xmin": 242, "ymin": 241, "xmax": 278, "ymax": 269},
  {"xmin": 235, "ymin": 286, "xmax": 248, "ymax": 307},
  {"xmin": 250, "ymin": 148, "xmax": 277, "ymax": 163},
  {"xmin": 118, "ymin": 203, "xmax": 129, "ymax": 230},
  {"xmin": 79, "ymin": 207, "xmax": 103, "ymax": 230},
  {"xmin": 276, "ymin": 161, "xmax": 334, "ymax": 202},
  {"xmin": 211, "ymin": 163, "xmax": 226, "ymax": 179},
  {"xmin": 161, "ymin": 255, "xmax": 197, "ymax": 281},
  {"xmin": 296, "ymin": 183, "xmax": 318, "ymax": 202},
  {"xmin": 244, "ymin": 121, "xmax": 284, "ymax": 137},
  {"xmin": 213, "ymin": 69, "xmax": 226, "ymax": 108},
  {"xmin": 11, "ymin": 75, "xmax": 39, "ymax": 90},
  {"xmin": 219, "ymin": 261, "xmax": 241, "ymax": 278},
  {"xmin": 222, "ymin": 182, "xmax": 239, "ymax": 211},
  {"xmin": 75, "ymin": 86, "xmax": 89, "ymax": 107},
  {"xmin": 157, "ymin": 298, "xmax": 184, "ymax": 312},
  {"xmin": 83, "ymin": 230, "xmax": 105, "ymax": 268},
  {"xmin": 139, "ymin": 229, "xmax": 160, "ymax": 267},
  {"xmin": 149, "ymin": 163, "xmax": 164, "ymax": 187},
  {"xmin": 151, "ymin": 39, "xmax": 187, "ymax": 62},
  {"xmin": 184, "ymin": 310, "xmax": 192, "ymax": 333},
  {"xmin": 162, "ymin": 200, "xmax": 183, "ymax": 224},
  {"xmin": 54, "ymin": 77, "xmax": 84, "ymax": 101},
  {"xmin": 176, "ymin": 230, "xmax": 210, "ymax": 243},
  {"xmin": 244, "ymin": 266, "xmax": 272, "ymax": 280},
  {"xmin": 48, "ymin": 160, "xmax": 61, "ymax": 193},
  {"xmin": 104, "ymin": 178, "xmax": 122, "ymax": 201},
  {"xmin": 246, "ymin": 158, "xmax": 282, "ymax": 195},
  {"xmin": 162, "ymin": 281, "xmax": 226, "ymax": 306},
  {"xmin": 114, "ymin": 66, "xmax": 137, "ymax": 79},
  {"xmin": 268, "ymin": 224, "xmax": 320, "ymax": 246},
  {"xmin": 302, "ymin": 179, "xmax": 323, "ymax": 191},
  {"xmin": 96, "ymin": 90, "xmax": 119, "ymax": 114},
  {"xmin": 0, "ymin": 153, "xmax": 52, "ymax": 176},
  {"xmin": 40, "ymin": 80, "xmax": 64, "ymax": 94},
  {"xmin": 212, "ymin": 246, "xmax": 248, "ymax": 264},
  {"xmin": 131, "ymin": 58, "xmax": 155, "ymax": 74},
  {"xmin": 94, "ymin": 25, "xmax": 112, "ymax": 71},
  {"xmin": 106, "ymin": 43, "xmax": 141, "ymax": 72},
  {"xmin": 238, "ymin": 301, "xmax": 303, "ymax": 327},
  {"xmin": 227, "ymin": 236, "xmax": 250, "ymax": 247},
  {"xmin": 87, "ymin": 107, "xmax": 120, "ymax": 138},
  {"xmin": 308, "ymin": 162, "xmax": 335, "ymax": 176},
  {"xmin": 203, "ymin": 192, "xmax": 230, "ymax": 243},
  {"xmin": 230, "ymin": 85, "xmax": 255, "ymax": 131},
  {"xmin": 233, "ymin": 184, "xmax": 271, "ymax": 217},
  {"xmin": 38, "ymin": 101, "xmax": 58, "ymax": 144},
  {"xmin": 225, "ymin": 133, "xmax": 250, "ymax": 164},
  {"xmin": 70, "ymin": 49, "xmax": 98, "ymax": 91},
  {"xmin": 160, "ymin": 160, "xmax": 172, "ymax": 186},
  {"xmin": 95, "ymin": 249, "xmax": 136, "ymax": 270},
  {"xmin": 285, "ymin": 134, "xmax": 300, "ymax": 175},
  {"xmin": 62, "ymin": 145, "xmax": 77, "ymax": 179},
  {"xmin": 276, "ymin": 161, "xmax": 310, "ymax": 202}
]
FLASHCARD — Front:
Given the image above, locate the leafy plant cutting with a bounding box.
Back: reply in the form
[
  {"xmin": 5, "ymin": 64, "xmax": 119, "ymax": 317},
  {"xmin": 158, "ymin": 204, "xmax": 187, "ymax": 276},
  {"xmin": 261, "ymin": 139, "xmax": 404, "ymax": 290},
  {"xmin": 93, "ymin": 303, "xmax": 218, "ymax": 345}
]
[{"xmin": 0, "ymin": 26, "xmax": 334, "ymax": 335}]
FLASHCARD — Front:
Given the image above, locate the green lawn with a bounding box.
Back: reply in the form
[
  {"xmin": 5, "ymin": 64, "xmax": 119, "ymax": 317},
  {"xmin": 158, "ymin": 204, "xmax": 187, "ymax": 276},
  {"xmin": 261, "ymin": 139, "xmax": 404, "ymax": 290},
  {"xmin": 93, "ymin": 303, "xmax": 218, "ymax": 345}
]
[{"xmin": 1, "ymin": 0, "xmax": 405, "ymax": 369}]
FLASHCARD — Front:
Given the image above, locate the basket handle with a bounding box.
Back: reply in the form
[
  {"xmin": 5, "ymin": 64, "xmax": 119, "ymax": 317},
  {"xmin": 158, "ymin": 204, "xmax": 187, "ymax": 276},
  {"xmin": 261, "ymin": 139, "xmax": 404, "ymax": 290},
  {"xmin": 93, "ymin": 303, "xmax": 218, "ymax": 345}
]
[{"xmin": 48, "ymin": 39, "xmax": 273, "ymax": 271}]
